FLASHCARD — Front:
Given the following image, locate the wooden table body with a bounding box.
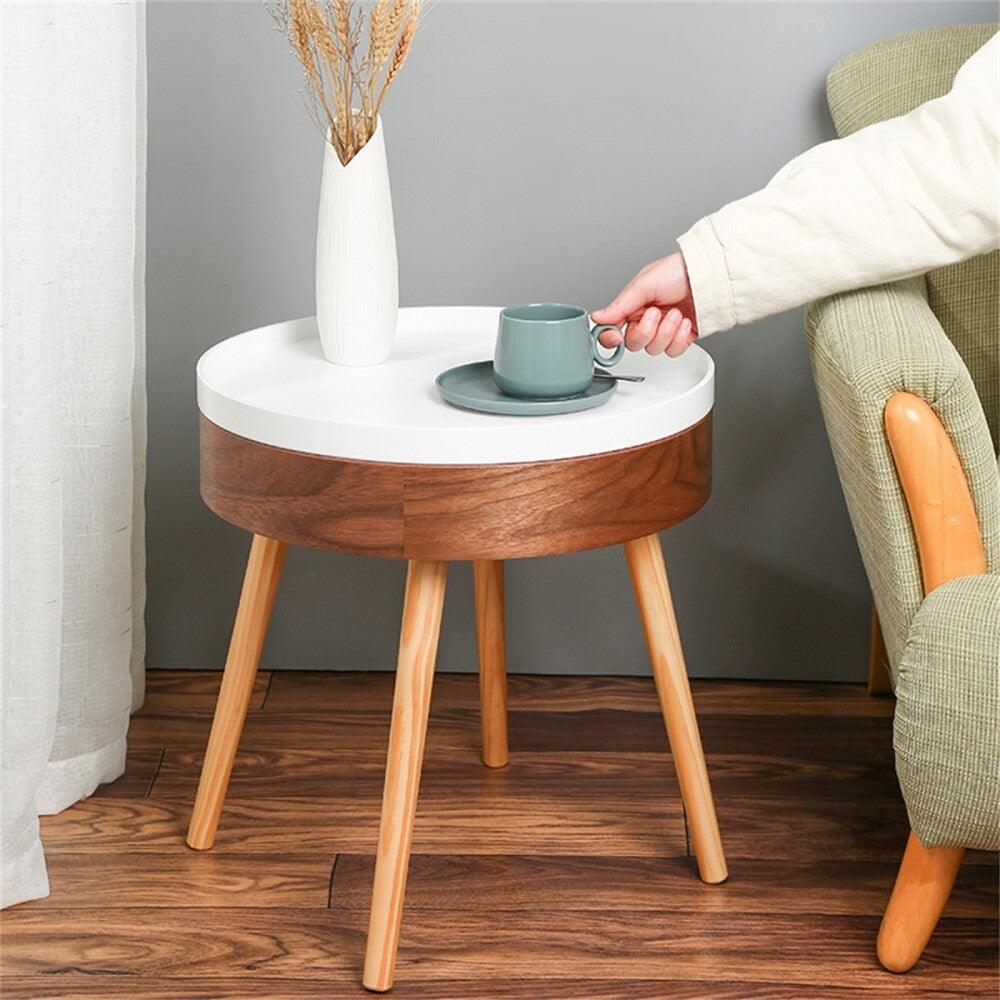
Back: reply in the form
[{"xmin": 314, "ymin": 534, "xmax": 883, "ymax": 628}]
[{"xmin": 189, "ymin": 312, "xmax": 725, "ymax": 992}]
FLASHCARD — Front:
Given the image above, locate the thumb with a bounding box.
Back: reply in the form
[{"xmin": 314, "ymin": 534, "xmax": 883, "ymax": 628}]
[{"xmin": 591, "ymin": 272, "xmax": 654, "ymax": 326}]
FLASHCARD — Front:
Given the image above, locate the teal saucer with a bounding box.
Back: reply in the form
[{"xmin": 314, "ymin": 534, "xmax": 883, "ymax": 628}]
[{"xmin": 436, "ymin": 361, "xmax": 616, "ymax": 416}]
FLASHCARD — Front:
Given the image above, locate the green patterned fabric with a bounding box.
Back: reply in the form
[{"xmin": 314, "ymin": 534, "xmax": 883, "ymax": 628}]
[
  {"xmin": 806, "ymin": 25, "xmax": 1000, "ymax": 850},
  {"xmin": 894, "ymin": 574, "xmax": 1000, "ymax": 850},
  {"xmin": 806, "ymin": 279, "xmax": 1000, "ymax": 667},
  {"xmin": 827, "ymin": 22, "xmax": 999, "ymax": 448}
]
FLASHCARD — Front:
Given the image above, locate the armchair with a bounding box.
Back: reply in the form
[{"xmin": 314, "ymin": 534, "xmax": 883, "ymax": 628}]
[{"xmin": 804, "ymin": 23, "xmax": 999, "ymax": 973}]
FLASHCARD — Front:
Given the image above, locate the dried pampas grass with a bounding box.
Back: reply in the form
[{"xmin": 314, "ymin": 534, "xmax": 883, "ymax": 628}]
[{"xmin": 265, "ymin": 0, "xmax": 424, "ymax": 165}]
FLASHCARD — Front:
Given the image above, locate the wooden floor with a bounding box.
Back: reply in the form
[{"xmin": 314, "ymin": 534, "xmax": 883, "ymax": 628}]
[{"xmin": 2, "ymin": 671, "xmax": 997, "ymax": 999}]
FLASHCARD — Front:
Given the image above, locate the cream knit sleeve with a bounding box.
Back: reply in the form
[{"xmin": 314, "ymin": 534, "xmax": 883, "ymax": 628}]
[{"xmin": 677, "ymin": 34, "xmax": 1000, "ymax": 337}]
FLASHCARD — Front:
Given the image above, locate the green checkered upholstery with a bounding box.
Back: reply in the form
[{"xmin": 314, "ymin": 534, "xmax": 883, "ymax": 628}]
[
  {"xmin": 894, "ymin": 574, "xmax": 1000, "ymax": 850},
  {"xmin": 805, "ymin": 24, "xmax": 1000, "ymax": 849}
]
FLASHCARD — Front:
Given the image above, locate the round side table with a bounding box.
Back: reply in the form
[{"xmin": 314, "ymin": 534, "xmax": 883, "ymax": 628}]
[{"xmin": 190, "ymin": 308, "xmax": 726, "ymax": 992}]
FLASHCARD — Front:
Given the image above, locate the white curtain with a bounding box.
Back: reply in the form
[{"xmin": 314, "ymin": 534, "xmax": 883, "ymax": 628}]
[{"xmin": 1, "ymin": 1, "xmax": 146, "ymax": 908}]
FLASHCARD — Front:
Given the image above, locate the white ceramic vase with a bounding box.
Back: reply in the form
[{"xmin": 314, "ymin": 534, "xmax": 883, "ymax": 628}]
[{"xmin": 315, "ymin": 116, "xmax": 398, "ymax": 366}]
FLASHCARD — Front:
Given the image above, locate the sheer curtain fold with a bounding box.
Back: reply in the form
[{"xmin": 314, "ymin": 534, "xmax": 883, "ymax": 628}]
[{"xmin": 1, "ymin": 1, "xmax": 146, "ymax": 908}]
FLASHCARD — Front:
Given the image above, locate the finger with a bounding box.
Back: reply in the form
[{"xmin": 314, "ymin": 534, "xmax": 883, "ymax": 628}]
[
  {"xmin": 678, "ymin": 293, "xmax": 698, "ymax": 335},
  {"xmin": 618, "ymin": 310, "xmax": 648, "ymax": 332},
  {"xmin": 597, "ymin": 326, "xmax": 623, "ymax": 349},
  {"xmin": 665, "ymin": 318, "xmax": 696, "ymax": 357},
  {"xmin": 646, "ymin": 308, "xmax": 682, "ymax": 355},
  {"xmin": 597, "ymin": 307, "xmax": 647, "ymax": 347},
  {"xmin": 592, "ymin": 270, "xmax": 656, "ymax": 326},
  {"xmin": 625, "ymin": 306, "xmax": 662, "ymax": 352}
]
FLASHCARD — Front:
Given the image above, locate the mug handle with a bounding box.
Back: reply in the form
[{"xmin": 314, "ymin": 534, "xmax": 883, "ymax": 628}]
[{"xmin": 590, "ymin": 323, "xmax": 626, "ymax": 367}]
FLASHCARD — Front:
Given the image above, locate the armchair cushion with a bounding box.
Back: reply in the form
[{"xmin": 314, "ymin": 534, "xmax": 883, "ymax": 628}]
[
  {"xmin": 804, "ymin": 277, "xmax": 1000, "ymax": 673},
  {"xmin": 893, "ymin": 573, "xmax": 1000, "ymax": 850}
]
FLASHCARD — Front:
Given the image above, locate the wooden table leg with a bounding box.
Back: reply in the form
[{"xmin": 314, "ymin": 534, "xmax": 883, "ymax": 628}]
[
  {"xmin": 624, "ymin": 533, "xmax": 727, "ymax": 885},
  {"xmin": 364, "ymin": 560, "xmax": 448, "ymax": 993},
  {"xmin": 187, "ymin": 534, "xmax": 286, "ymax": 850},
  {"xmin": 474, "ymin": 559, "xmax": 509, "ymax": 768},
  {"xmin": 868, "ymin": 603, "xmax": 893, "ymax": 695}
]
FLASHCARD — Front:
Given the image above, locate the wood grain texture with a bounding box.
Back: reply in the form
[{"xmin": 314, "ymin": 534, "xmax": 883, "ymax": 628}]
[
  {"xmin": 200, "ymin": 413, "xmax": 711, "ymax": 560},
  {"xmin": 365, "ymin": 560, "xmax": 448, "ymax": 991},
  {"xmin": 261, "ymin": 671, "xmax": 897, "ymax": 717},
  {"xmin": 37, "ymin": 793, "xmax": 684, "ymax": 857},
  {"xmin": 46, "ymin": 781, "xmax": 1000, "ymax": 867},
  {"xmin": 2, "ymin": 907, "xmax": 995, "ymax": 994},
  {"xmin": 200, "ymin": 416, "xmax": 405, "ymax": 557},
  {"xmin": 11, "ymin": 673, "xmax": 997, "ymax": 1000},
  {"xmin": 331, "ymin": 854, "xmax": 997, "ymax": 918},
  {"xmin": 625, "ymin": 534, "xmax": 726, "ymax": 884},
  {"xmin": 90, "ymin": 748, "xmax": 163, "ymax": 799},
  {"xmin": 125, "ymin": 706, "xmax": 901, "ymax": 767},
  {"xmin": 0, "ymin": 980, "xmax": 990, "ymax": 1000},
  {"xmin": 137, "ymin": 670, "xmax": 271, "ymax": 714},
  {"xmin": 884, "ymin": 391, "xmax": 988, "ymax": 593},
  {"xmin": 149, "ymin": 746, "xmax": 899, "ymax": 805},
  {"xmin": 36, "ymin": 853, "xmax": 330, "ymax": 908},
  {"xmin": 473, "ymin": 560, "xmax": 508, "ymax": 768},
  {"xmin": 187, "ymin": 534, "xmax": 286, "ymax": 850}
]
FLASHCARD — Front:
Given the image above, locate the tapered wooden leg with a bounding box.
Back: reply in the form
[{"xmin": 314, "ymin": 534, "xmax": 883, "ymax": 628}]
[
  {"xmin": 877, "ymin": 832, "xmax": 964, "ymax": 973},
  {"xmin": 624, "ymin": 533, "xmax": 727, "ymax": 885},
  {"xmin": 187, "ymin": 534, "xmax": 286, "ymax": 850},
  {"xmin": 473, "ymin": 560, "xmax": 508, "ymax": 768},
  {"xmin": 868, "ymin": 603, "xmax": 893, "ymax": 695},
  {"xmin": 364, "ymin": 560, "xmax": 448, "ymax": 993}
]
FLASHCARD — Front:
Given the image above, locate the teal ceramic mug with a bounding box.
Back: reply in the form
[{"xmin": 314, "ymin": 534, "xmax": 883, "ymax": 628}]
[{"xmin": 493, "ymin": 303, "xmax": 626, "ymax": 399}]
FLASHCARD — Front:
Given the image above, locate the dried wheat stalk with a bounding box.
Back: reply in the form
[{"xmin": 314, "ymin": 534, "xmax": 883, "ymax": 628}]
[{"xmin": 265, "ymin": 0, "xmax": 424, "ymax": 165}]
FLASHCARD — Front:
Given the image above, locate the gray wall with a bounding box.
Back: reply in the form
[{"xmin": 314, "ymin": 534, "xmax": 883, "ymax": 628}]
[{"xmin": 146, "ymin": 0, "xmax": 993, "ymax": 680}]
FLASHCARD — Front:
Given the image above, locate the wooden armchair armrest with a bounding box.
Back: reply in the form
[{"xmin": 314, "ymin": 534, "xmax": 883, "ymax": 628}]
[
  {"xmin": 876, "ymin": 390, "xmax": 988, "ymax": 974},
  {"xmin": 884, "ymin": 392, "xmax": 987, "ymax": 591}
]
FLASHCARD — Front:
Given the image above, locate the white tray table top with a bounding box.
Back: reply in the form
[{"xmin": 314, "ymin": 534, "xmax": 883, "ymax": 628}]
[{"xmin": 196, "ymin": 307, "xmax": 713, "ymax": 465}]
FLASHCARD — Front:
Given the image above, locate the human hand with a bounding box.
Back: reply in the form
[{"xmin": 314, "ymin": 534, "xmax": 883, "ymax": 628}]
[{"xmin": 591, "ymin": 251, "xmax": 698, "ymax": 357}]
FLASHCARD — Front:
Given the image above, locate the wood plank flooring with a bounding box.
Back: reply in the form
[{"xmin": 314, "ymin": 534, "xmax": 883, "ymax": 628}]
[{"xmin": 2, "ymin": 671, "xmax": 996, "ymax": 998}]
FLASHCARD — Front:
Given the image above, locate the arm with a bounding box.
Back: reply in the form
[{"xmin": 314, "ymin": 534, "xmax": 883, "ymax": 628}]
[
  {"xmin": 808, "ymin": 278, "xmax": 999, "ymax": 975},
  {"xmin": 595, "ymin": 34, "xmax": 1000, "ymax": 353},
  {"xmin": 875, "ymin": 389, "xmax": 990, "ymax": 973},
  {"xmin": 804, "ymin": 276, "xmax": 999, "ymax": 669},
  {"xmin": 679, "ymin": 34, "xmax": 1000, "ymax": 336},
  {"xmin": 885, "ymin": 392, "xmax": 988, "ymax": 593}
]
